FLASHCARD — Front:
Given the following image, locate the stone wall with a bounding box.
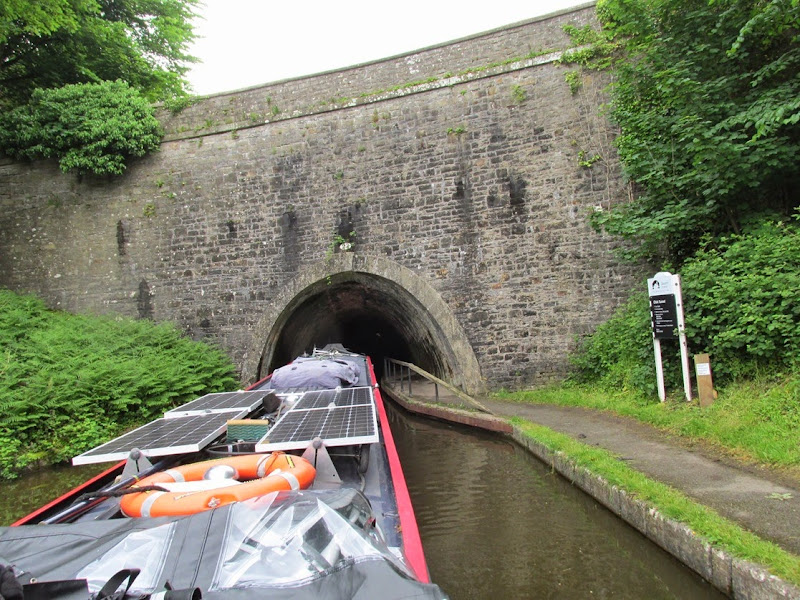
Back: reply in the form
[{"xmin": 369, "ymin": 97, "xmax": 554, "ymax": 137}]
[{"xmin": 0, "ymin": 3, "xmax": 640, "ymax": 391}]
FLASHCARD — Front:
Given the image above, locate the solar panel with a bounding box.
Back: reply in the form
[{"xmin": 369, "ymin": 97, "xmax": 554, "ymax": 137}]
[
  {"xmin": 255, "ymin": 387, "xmax": 378, "ymax": 451},
  {"xmin": 164, "ymin": 390, "xmax": 270, "ymax": 418},
  {"xmin": 72, "ymin": 409, "xmax": 247, "ymax": 465},
  {"xmin": 293, "ymin": 387, "xmax": 372, "ymax": 409}
]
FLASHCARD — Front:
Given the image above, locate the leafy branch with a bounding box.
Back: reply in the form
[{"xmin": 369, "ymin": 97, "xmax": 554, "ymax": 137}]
[{"xmin": 554, "ymin": 0, "xmax": 800, "ymax": 265}]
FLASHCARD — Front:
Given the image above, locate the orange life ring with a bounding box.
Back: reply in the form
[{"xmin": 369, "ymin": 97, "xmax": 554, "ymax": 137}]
[{"xmin": 120, "ymin": 453, "xmax": 316, "ymax": 517}]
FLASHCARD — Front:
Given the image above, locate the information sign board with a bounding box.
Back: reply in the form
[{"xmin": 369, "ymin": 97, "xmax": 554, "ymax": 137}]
[{"xmin": 649, "ymin": 294, "xmax": 678, "ymax": 339}]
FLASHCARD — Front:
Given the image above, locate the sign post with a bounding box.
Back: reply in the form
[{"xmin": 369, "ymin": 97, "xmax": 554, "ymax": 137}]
[{"xmin": 647, "ymin": 272, "xmax": 692, "ymax": 402}]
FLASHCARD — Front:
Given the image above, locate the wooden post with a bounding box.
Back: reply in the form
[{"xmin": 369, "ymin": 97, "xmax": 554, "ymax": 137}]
[{"xmin": 694, "ymin": 353, "xmax": 716, "ymax": 407}]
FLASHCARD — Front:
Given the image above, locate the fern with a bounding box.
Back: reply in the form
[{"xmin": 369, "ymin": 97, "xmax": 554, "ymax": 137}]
[{"xmin": 0, "ymin": 289, "xmax": 239, "ymax": 478}]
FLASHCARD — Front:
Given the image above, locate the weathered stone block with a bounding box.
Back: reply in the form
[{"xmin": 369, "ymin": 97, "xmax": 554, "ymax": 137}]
[{"xmin": 731, "ymin": 559, "xmax": 800, "ymax": 600}]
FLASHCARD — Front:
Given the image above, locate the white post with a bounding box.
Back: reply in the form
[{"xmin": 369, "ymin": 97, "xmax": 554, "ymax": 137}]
[
  {"xmin": 653, "ymin": 337, "xmax": 666, "ymax": 402},
  {"xmin": 673, "ymin": 275, "xmax": 692, "ymax": 402}
]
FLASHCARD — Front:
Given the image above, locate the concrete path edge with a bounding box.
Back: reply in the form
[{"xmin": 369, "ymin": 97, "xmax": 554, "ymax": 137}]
[{"xmin": 382, "ymin": 386, "xmax": 800, "ymax": 600}]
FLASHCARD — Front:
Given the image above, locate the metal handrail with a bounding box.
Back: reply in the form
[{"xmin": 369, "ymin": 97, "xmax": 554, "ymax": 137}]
[{"xmin": 382, "ymin": 357, "xmax": 491, "ymax": 414}]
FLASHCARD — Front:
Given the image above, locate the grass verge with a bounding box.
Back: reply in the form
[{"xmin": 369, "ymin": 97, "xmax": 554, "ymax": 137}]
[{"xmin": 512, "ymin": 418, "xmax": 800, "ymax": 587}]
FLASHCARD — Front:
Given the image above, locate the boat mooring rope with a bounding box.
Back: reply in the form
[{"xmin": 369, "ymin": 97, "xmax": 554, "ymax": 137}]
[{"xmin": 72, "ymin": 484, "xmax": 169, "ymax": 504}]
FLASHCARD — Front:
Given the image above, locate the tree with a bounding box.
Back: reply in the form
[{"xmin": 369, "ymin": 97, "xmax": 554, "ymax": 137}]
[
  {"xmin": 587, "ymin": 0, "xmax": 800, "ymax": 264},
  {"xmin": 0, "ymin": 0, "xmax": 199, "ymax": 106}
]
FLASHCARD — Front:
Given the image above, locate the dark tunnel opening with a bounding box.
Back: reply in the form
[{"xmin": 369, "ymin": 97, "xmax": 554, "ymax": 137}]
[{"xmin": 265, "ymin": 276, "xmax": 452, "ymax": 382}]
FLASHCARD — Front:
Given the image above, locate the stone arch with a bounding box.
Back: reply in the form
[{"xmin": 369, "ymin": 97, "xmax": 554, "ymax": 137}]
[{"xmin": 242, "ymin": 253, "xmax": 483, "ymax": 394}]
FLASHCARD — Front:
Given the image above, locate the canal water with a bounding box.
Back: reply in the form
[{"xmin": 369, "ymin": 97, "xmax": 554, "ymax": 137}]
[
  {"xmin": 386, "ymin": 403, "xmax": 727, "ymax": 600},
  {"xmin": 0, "ymin": 462, "xmax": 109, "ymax": 525}
]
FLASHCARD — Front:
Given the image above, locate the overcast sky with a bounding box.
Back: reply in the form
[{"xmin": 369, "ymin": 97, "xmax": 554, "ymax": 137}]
[{"xmin": 186, "ymin": 1, "xmax": 589, "ymax": 95}]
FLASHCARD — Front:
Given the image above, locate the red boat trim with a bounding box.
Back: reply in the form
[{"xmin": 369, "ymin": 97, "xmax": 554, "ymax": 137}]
[
  {"xmin": 367, "ymin": 357, "xmax": 430, "ymax": 583},
  {"xmin": 11, "ymin": 460, "xmax": 125, "ymax": 526},
  {"xmin": 245, "ymin": 373, "xmax": 272, "ymax": 390}
]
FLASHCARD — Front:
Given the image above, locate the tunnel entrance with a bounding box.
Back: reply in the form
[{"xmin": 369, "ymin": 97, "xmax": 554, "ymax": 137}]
[
  {"xmin": 247, "ymin": 255, "xmax": 484, "ymax": 394},
  {"xmin": 264, "ymin": 272, "xmax": 453, "ymax": 382}
]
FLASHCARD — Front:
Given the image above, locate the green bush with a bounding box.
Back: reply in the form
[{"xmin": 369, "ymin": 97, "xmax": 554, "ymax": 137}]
[
  {"xmin": 0, "ymin": 290, "xmax": 239, "ymax": 478},
  {"xmin": 0, "ymin": 80, "xmax": 162, "ymax": 176},
  {"xmin": 569, "ymin": 292, "xmax": 658, "ymax": 394},
  {"xmin": 588, "ymin": 0, "xmax": 800, "ymax": 265},
  {"xmin": 570, "ymin": 217, "xmax": 799, "ymax": 394},
  {"xmin": 681, "ymin": 218, "xmax": 800, "ymax": 381}
]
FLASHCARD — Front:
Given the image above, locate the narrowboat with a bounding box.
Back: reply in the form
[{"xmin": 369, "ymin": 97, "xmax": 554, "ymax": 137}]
[{"xmin": 0, "ymin": 345, "xmax": 447, "ymax": 599}]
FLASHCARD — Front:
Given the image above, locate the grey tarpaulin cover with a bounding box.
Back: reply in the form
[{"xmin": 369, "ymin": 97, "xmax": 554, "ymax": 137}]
[
  {"xmin": 269, "ymin": 358, "xmax": 360, "ymax": 389},
  {"xmin": 0, "ymin": 490, "xmax": 448, "ymax": 600}
]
